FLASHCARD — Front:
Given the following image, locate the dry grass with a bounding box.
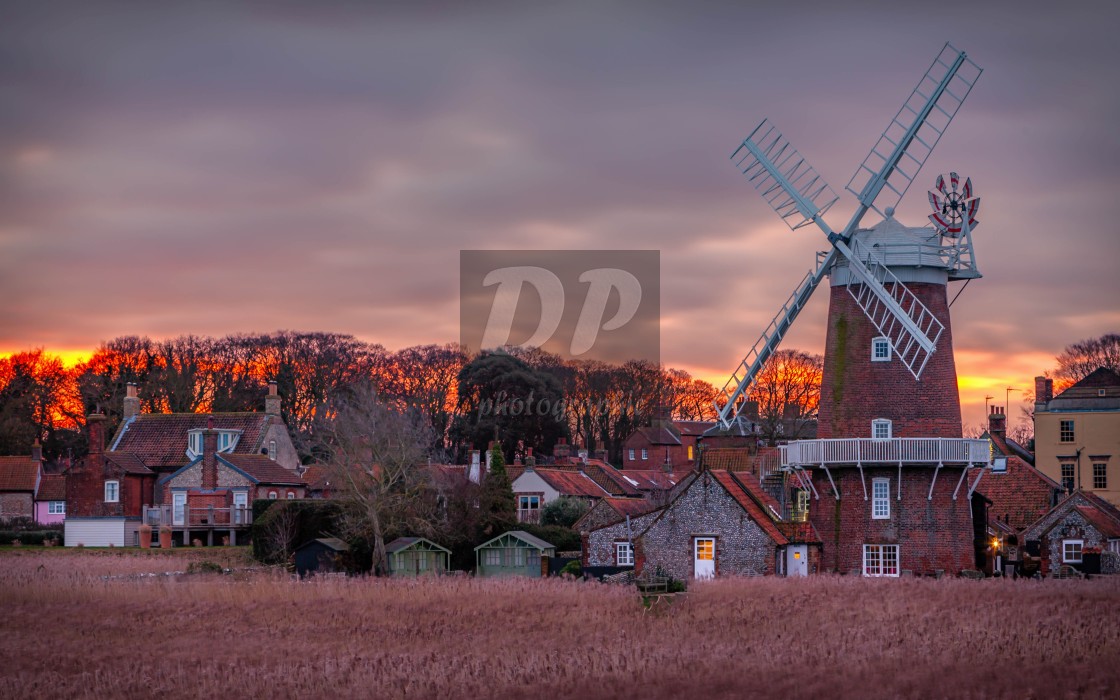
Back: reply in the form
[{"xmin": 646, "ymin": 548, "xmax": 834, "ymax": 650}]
[{"xmin": 1, "ymin": 552, "xmax": 1118, "ymax": 699}]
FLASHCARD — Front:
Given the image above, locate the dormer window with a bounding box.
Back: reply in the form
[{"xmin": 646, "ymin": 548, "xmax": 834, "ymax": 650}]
[
  {"xmin": 872, "ymin": 337, "xmax": 891, "ymax": 362},
  {"xmin": 187, "ymin": 429, "xmax": 240, "ymax": 458}
]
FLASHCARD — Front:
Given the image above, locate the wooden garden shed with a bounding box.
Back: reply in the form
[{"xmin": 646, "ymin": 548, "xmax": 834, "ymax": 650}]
[
  {"xmin": 386, "ymin": 537, "xmax": 451, "ymax": 576},
  {"xmin": 474, "ymin": 530, "xmax": 555, "ymax": 578},
  {"xmin": 294, "ymin": 537, "xmax": 349, "ymax": 577}
]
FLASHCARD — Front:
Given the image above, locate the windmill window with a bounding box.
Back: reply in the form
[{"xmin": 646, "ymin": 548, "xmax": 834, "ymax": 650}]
[
  {"xmin": 872, "ymin": 419, "xmax": 892, "ymax": 440},
  {"xmin": 1060, "ymin": 463, "xmax": 1075, "ymax": 492},
  {"xmin": 863, "ymin": 544, "xmax": 899, "ymax": 576},
  {"xmin": 872, "ymin": 478, "xmax": 890, "ymax": 519},
  {"xmin": 871, "ymin": 337, "xmax": 891, "ymax": 362}
]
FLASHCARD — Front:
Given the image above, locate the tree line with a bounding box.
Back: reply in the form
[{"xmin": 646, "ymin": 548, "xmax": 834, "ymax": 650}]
[{"xmin": 0, "ymin": 332, "xmax": 832, "ymax": 465}]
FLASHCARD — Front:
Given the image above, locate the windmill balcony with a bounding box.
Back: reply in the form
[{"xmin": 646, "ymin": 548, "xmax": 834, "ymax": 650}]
[{"xmin": 780, "ymin": 438, "xmax": 991, "ymax": 469}]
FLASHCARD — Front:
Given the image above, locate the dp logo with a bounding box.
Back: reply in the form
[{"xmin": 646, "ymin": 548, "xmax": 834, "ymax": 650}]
[{"xmin": 460, "ymin": 251, "xmax": 659, "ymax": 365}]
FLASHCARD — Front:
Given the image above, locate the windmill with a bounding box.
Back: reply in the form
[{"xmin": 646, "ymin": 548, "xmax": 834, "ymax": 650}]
[{"xmin": 714, "ymin": 43, "xmax": 982, "ymax": 433}]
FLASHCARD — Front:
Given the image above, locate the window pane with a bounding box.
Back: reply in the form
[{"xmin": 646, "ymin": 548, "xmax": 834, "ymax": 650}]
[
  {"xmin": 1060, "ymin": 420, "xmax": 1074, "ymax": 443},
  {"xmin": 1093, "ymin": 463, "xmax": 1107, "ymax": 490}
]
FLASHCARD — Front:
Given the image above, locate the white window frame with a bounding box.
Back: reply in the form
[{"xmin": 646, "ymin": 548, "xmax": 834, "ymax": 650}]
[
  {"xmin": 484, "ymin": 548, "xmax": 501, "ymax": 566},
  {"xmin": 628, "ymin": 449, "xmax": 635, "ymax": 461},
  {"xmin": 48, "ymin": 501, "xmax": 66, "ymax": 515},
  {"xmin": 1060, "ymin": 463, "xmax": 1075, "ymax": 492},
  {"xmin": 1107, "ymin": 540, "xmax": 1120, "ymax": 555},
  {"xmin": 188, "ymin": 432, "xmax": 203, "ymax": 456},
  {"xmin": 863, "ymin": 544, "xmax": 900, "ymax": 577},
  {"xmin": 1059, "ymin": 420, "xmax": 1075, "ymax": 443},
  {"xmin": 641, "ymin": 449, "xmax": 648, "ymax": 461},
  {"xmin": 1093, "ymin": 463, "xmax": 1107, "ymax": 490},
  {"xmin": 872, "ymin": 478, "xmax": 890, "ymax": 519},
  {"xmin": 871, "ymin": 337, "xmax": 891, "ymax": 362},
  {"xmin": 268, "ymin": 439, "xmax": 277, "ymax": 460},
  {"xmin": 1062, "ymin": 539, "xmax": 1083, "ymax": 563},
  {"xmin": 616, "ymin": 541, "xmax": 634, "ymax": 566},
  {"xmin": 286, "ymin": 491, "xmax": 296, "ymax": 500},
  {"xmin": 104, "ymin": 480, "xmax": 120, "ymax": 503},
  {"xmin": 268, "ymin": 490, "xmax": 278, "ymax": 500},
  {"xmin": 872, "ymin": 419, "xmax": 892, "ymax": 440},
  {"xmin": 217, "ymin": 431, "xmax": 239, "ymax": 452}
]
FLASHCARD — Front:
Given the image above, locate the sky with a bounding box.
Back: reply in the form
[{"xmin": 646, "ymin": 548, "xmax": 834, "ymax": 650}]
[{"xmin": 2, "ymin": 0, "xmax": 1118, "ymax": 432}]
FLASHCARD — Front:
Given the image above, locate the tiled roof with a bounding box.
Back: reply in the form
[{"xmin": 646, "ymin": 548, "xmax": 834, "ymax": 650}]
[
  {"xmin": 986, "ymin": 431, "xmax": 1035, "ymax": 465},
  {"xmin": 615, "ymin": 469, "xmax": 680, "ymax": 491},
  {"xmin": 701, "ymin": 448, "xmax": 755, "ymax": 472},
  {"xmin": 220, "ymin": 455, "xmax": 303, "ymax": 485},
  {"xmin": 0, "ymin": 456, "xmax": 39, "ymax": 491},
  {"xmin": 979, "ymin": 457, "xmax": 1062, "ymax": 531},
  {"xmin": 581, "ymin": 462, "xmax": 642, "ymax": 497},
  {"xmin": 1074, "ymin": 505, "xmax": 1120, "ymax": 539},
  {"xmin": 1047, "ymin": 368, "xmax": 1120, "ymax": 410},
  {"xmin": 675, "ymin": 421, "xmax": 715, "ymax": 436},
  {"xmin": 534, "ymin": 469, "xmax": 611, "ymax": 498},
  {"xmin": 709, "ymin": 470, "xmax": 789, "ymax": 545},
  {"xmin": 300, "ymin": 465, "xmax": 334, "ymax": 491},
  {"xmin": 603, "ymin": 497, "xmax": 660, "ymax": 518},
  {"xmin": 777, "ymin": 520, "xmax": 822, "ymax": 544},
  {"xmin": 104, "ymin": 452, "xmax": 154, "ymax": 475},
  {"xmin": 36, "ymin": 474, "xmax": 66, "ymax": 501},
  {"xmin": 635, "ymin": 426, "xmax": 681, "ymax": 446},
  {"xmin": 110, "ymin": 413, "xmax": 273, "ymax": 469}
]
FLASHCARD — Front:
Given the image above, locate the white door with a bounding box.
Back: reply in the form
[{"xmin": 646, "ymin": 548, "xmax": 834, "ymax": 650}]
[
  {"xmin": 786, "ymin": 545, "xmax": 809, "ymax": 577},
  {"xmin": 694, "ymin": 537, "xmax": 716, "ymax": 579},
  {"xmin": 232, "ymin": 492, "xmax": 248, "ymax": 525},
  {"xmin": 172, "ymin": 492, "xmax": 186, "ymax": 526}
]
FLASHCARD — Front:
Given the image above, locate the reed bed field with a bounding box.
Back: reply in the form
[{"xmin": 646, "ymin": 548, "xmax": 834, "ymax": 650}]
[{"xmin": 1, "ymin": 553, "xmax": 1118, "ymax": 699}]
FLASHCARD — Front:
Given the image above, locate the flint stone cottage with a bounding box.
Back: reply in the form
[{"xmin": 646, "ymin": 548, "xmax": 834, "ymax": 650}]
[
  {"xmin": 1021, "ymin": 490, "xmax": 1120, "ymax": 576},
  {"xmin": 0, "ymin": 445, "xmax": 43, "ymax": 523}
]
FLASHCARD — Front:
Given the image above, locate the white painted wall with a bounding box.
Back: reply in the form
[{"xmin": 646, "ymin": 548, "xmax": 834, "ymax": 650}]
[{"xmin": 511, "ymin": 471, "xmax": 561, "ymax": 504}]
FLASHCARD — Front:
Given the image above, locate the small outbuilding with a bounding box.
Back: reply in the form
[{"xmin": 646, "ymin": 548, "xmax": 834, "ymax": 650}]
[
  {"xmin": 386, "ymin": 537, "xmax": 452, "ymax": 576},
  {"xmin": 474, "ymin": 530, "xmax": 555, "ymax": 577},
  {"xmin": 294, "ymin": 537, "xmax": 350, "ymax": 577}
]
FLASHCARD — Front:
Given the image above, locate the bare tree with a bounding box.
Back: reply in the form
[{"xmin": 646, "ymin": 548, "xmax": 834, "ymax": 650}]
[
  {"xmin": 1053, "ymin": 333, "xmax": 1120, "ymax": 390},
  {"xmin": 309, "ymin": 383, "xmax": 438, "ymax": 575},
  {"xmin": 749, "ymin": 349, "xmax": 823, "ymax": 445}
]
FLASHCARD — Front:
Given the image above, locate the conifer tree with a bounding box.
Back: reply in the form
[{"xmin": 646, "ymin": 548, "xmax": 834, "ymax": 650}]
[{"xmin": 480, "ymin": 442, "xmax": 517, "ymax": 537}]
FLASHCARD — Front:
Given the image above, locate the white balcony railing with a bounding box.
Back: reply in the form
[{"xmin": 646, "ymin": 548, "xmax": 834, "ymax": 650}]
[{"xmin": 780, "ymin": 438, "xmax": 990, "ymax": 468}]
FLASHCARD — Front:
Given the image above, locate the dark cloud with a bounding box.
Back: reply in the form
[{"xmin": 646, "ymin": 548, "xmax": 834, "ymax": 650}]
[{"xmin": 1, "ymin": 1, "xmax": 1118, "ymax": 428}]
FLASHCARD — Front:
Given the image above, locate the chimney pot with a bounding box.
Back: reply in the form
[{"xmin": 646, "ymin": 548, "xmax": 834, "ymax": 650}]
[
  {"xmin": 87, "ymin": 414, "xmax": 107, "ymax": 457},
  {"xmin": 265, "ymin": 381, "xmax": 282, "ymax": 416},
  {"xmin": 123, "ymin": 382, "xmax": 141, "ymax": 420},
  {"xmin": 31, "ymin": 440, "xmax": 42, "ymax": 464}
]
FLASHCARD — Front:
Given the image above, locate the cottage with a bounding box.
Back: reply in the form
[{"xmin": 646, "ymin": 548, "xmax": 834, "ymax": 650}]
[
  {"xmin": 622, "ymin": 407, "xmax": 712, "ymax": 470},
  {"xmin": 475, "ymin": 531, "xmax": 555, "ymax": 577},
  {"xmin": 1021, "ymin": 490, "xmax": 1120, "ymax": 576},
  {"xmin": 386, "ymin": 537, "xmax": 451, "ymax": 576},
  {"xmin": 294, "ymin": 537, "xmax": 350, "ymax": 577},
  {"xmin": 588, "ymin": 464, "xmax": 822, "ymax": 579},
  {"xmin": 0, "ymin": 446, "xmax": 42, "ymax": 523},
  {"xmin": 34, "ymin": 474, "xmax": 66, "ymax": 525}
]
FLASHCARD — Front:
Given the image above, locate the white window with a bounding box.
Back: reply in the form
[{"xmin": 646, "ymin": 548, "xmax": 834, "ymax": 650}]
[
  {"xmin": 268, "ymin": 491, "xmax": 278, "ymax": 500},
  {"xmin": 616, "ymin": 541, "xmax": 634, "ymax": 566},
  {"xmin": 872, "ymin": 478, "xmax": 890, "ymax": 519},
  {"xmin": 628, "ymin": 449, "xmax": 635, "ymax": 461},
  {"xmin": 1108, "ymin": 540, "xmax": 1120, "ymax": 555},
  {"xmin": 484, "ymin": 548, "xmax": 501, "ymax": 566},
  {"xmin": 641, "ymin": 449, "xmax": 648, "ymax": 461},
  {"xmin": 48, "ymin": 501, "xmax": 66, "ymax": 515},
  {"xmin": 863, "ymin": 544, "xmax": 899, "ymax": 577},
  {"xmin": 1062, "ymin": 539, "xmax": 1083, "ymax": 563},
  {"xmin": 268, "ymin": 439, "xmax": 277, "ymax": 460},
  {"xmin": 871, "ymin": 337, "xmax": 891, "ymax": 362},
  {"xmin": 286, "ymin": 491, "xmax": 296, "ymax": 500},
  {"xmin": 217, "ymin": 431, "xmax": 238, "ymax": 452},
  {"xmin": 104, "ymin": 480, "xmax": 120, "ymax": 503},
  {"xmin": 188, "ymin": 432, "xmax": 203, "ymax": 455},
  {"xmin": 518, "ymin": 494, "xmax": 541, "ymax": 523},
  {"xmin": 872, "ymin": 419, "xmax": 892, "ymax": 440}
]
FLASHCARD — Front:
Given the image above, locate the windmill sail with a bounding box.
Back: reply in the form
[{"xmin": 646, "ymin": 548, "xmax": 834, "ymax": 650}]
[
  {"xmin": 845, "ymin": 43, "xmax": 982, "ymax": 219},
  {"xmin": 714, "ymin": 253, "xmax": 832, "ymax": 428},
  {"xmin": 732, "ymin": 120, "xmax": 839, "ymax": 236}
]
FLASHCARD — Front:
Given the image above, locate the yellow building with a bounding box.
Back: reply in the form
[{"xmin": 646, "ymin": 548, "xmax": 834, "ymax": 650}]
[{"xmin": 1034, "ymin": 368, "xmax": 1120, "ymax": 508}]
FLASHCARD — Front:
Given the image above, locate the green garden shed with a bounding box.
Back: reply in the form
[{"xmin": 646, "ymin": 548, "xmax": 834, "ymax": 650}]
[
  {"xmin": 385, "ymin": 537, "xmax": 452, "ymax": 576},
  {"xmin": 474, "ymin": 530, "xmax": 556, "ymax": 577}
]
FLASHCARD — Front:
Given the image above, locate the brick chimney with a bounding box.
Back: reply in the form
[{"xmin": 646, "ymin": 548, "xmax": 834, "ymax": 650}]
[
  {"xmin": 988, "ymin": 406, "xmax": 1006, "ymax": 438},
  {"xmin": 1035, "ymin": 376, "xmax": 1053, "ymax": 409},
  {"xmin": 31, "ymin": 440, "xmax": 42, "ymax": 464},
  {"xmin": 468, "ymin": 450, "xmax": 481, "ymax": 484},
  {"xmin": 265, "ymin": 381, "xmax": 281, "ymax": 416},
  {"xmin": 87, "ymin": 413, "xmax": 107, "ymax": 457},
  {"xmin": 525, "ymin": 447, "xmax": 535, "ymax": 470},
  {"xmin": 202, "ymin": 416, "xmax": 218, "ymax": 489},
  {"xmin": 123, "ymin": 382, "xmax": 141, "ymax": 420},
  {"xmin": 553, "ymin": 437, "xmax": 570, "ymax": 460}
]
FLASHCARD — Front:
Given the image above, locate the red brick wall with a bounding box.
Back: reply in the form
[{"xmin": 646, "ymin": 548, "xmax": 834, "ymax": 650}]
[
  {"xmin": 809, "ymin": 465, "xmax": 975, "ymax": 574},
  {"xmin": 622, "ymin": 435, "xmax": 697, "ymax": 470},
  {"xmin": 65, "ymin": 458, "xmax": 152, "ymax": 518},
  {"xmin": 818, "ymin": 283, "xmax": 962, "ymax": 439}
]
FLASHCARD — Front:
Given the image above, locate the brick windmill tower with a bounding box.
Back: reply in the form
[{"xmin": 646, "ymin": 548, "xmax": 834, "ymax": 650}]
[{"xmin": 714, "ymin": 44, "xmax": 991, "ymax": 576}]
